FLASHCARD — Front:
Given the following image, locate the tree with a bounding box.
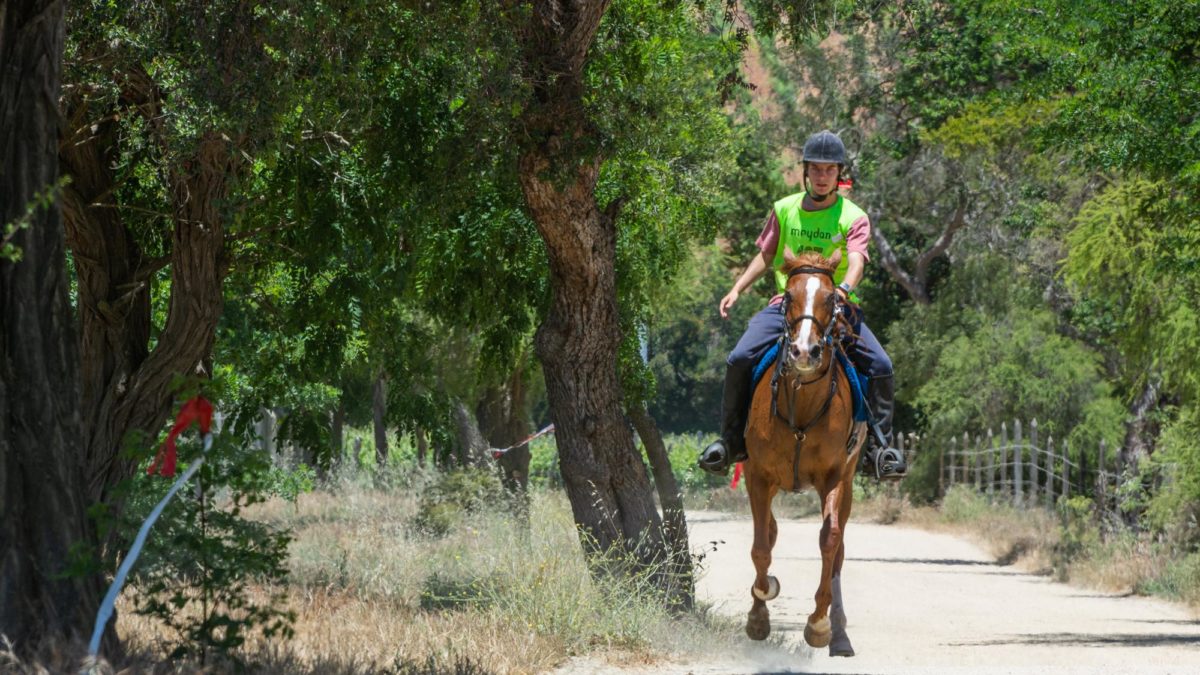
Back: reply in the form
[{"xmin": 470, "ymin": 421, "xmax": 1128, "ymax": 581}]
[
  {"xmin": 0, "ymin": 0, "xmax": 107, "ymax": 652},
  {"xmin": 499, "ymin": 0, "xmax": 671, "ymax": 582}
]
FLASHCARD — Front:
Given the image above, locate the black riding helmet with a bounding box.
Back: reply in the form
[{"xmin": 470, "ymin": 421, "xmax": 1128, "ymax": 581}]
[
  {"xmin": 802, "ymin": 130, "xmax": 846, "ymax": 200},
  {"xmin": 802, "ymin": 129, "xmax": 846, "ymax": 165}
]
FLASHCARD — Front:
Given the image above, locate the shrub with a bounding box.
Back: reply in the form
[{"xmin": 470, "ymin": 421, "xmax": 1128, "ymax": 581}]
[
  {"xmin": 411, "ymin": 468, "xmax": 506, "ymax": 537},
  {"xmin": 110, "ymin": 426, "xmax": 296, "ymax": 664},
  {"xmin": 940, "ymin": 484, "xmax": 989, "ymax": 523},
  {"xmin": 1053, "ymin": 495, "xmax": 1101, "ymax": 580},
  {"xmin": 1138, "ymin": 551, "xmax": 1200, "ymax": 605}
]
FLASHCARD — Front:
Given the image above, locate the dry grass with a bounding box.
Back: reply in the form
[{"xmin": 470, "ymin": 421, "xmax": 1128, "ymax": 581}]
[
  {"xmin": 881, "ymin": 486, "xmax": 1060, "ymax": 573},
  {"xmin": 108, "ymin": 482, "xmax": 750, "ymax": 674}
]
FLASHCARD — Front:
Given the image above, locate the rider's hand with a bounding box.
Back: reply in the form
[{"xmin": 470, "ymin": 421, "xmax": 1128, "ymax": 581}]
[
  {"xmin": 835, "ymin": 286, "xmax": 849, "ymax": 303},
  {"xmin": 719, "ymin": 288, "xmax": 739, "ymax": 319}
]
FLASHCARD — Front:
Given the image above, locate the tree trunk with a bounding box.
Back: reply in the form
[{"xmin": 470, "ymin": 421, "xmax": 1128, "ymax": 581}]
[
  {"xmin": 451, "ymin": 398, "xmax": 492, "ymax": 468},
  {"xmin": 628, "ymin": 405, "xmax": 695, "ymax": 609},
  {"xmin": 373, "ymin": 369, "xmax": 389, "ymax": 466},
  {"xmin": 60, "ymin": 124, "xmax": 233, "ymax": 506},
  {"xmin": 257, "ymin": 407, "xmax": 277, "ymax": 455},
  {"xmin": 477, "ymin": 362, "xmax": 532, "ymax": 495},
  {"xmin": 510, "ymin": 0, "xmax": 670, "ymax": 587},
  {"xmin": 416, "ymin": 426, "xmax": 428, "ymax": 467},
  {"xmin": 1119, "ymin": 378, "xmax": 1161, "ymax": 525},
  {"xmin": 58, "ymin": 53, "xmax": 234, "ymax": 507},
  {"xmin": 331, "ymin": 399, "xmax": 345, "ymax": 467},
  {"xmin": 0, "ymin": 0, "xmax": 109, "ymax": 652}
]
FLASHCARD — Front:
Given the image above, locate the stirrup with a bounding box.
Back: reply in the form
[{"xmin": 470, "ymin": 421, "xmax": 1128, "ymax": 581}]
[
  {"xmin": 698, "ymin": 438, "xmax": 747, "ymax": 476},
  {"xmin": 866, "ymin": 446, "xmax": 906, "ymax": 481}
]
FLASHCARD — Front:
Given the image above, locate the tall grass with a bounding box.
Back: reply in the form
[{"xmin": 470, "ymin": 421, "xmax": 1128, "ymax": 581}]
[{"xmin": 114, "ymin": 472, "xmax": 755, "ymax": 674}]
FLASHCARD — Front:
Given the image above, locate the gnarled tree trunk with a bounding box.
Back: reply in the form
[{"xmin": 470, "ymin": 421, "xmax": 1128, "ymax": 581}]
[
  {"xmin": 0, "ymin": 0, "xmax": 109, "ymax": 652},
  {"xmin": 61, "ymin": 113, "xmax": 233, "ymax": 506},
  {"xmin": 507, "ymin": 0, "xmax": 670, "ymax": 586}
]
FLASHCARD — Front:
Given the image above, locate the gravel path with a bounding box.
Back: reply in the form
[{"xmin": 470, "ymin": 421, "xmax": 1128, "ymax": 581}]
[{"xmin": 557, "ymin": 510, "xmax": 1200, "ymax": 675}]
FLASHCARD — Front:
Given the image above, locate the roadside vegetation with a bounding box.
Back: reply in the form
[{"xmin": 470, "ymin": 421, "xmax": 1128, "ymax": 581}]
[
  {"xmin": 99, "ymin": 442, "xmax": 794, "ymax": 675},
  {"xmin": 5, "ymin": 0, "xmax": 1198, "ymax": 671}
]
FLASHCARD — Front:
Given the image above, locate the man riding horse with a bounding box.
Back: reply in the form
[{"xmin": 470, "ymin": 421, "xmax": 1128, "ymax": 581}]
[{"xmin": 698, "ymin": 129, "xmax": 906, "ymax": 481}]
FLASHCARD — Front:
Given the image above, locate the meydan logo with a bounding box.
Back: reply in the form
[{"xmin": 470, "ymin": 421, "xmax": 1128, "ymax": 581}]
[{"xmin": 789, "ymin": 227, "xmax": 833, "ymax": 241}]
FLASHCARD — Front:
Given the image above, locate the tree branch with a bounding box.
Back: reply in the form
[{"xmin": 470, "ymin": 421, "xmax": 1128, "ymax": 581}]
[
  {"xmin": 868, "ymin": 206, "xmax": 930, "ymax": 305},
  {"xmin": 913, "ymin": 193, "xmax": 968, "ymax": 281}
]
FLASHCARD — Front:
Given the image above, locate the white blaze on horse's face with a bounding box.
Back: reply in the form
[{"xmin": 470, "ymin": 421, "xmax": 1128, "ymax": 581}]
[{"xmin": 789, "ymin": 276, "xmax": 823, "ymax": 373}]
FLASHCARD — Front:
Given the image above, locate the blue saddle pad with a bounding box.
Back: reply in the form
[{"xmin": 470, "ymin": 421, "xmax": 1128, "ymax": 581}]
[
  {"xmin": 752, "ymin": 344, "xmax": 869, "ymax": 423},
  {"xmin": 751, "ymin": 342, "xmax": 780, "ymax": 389}
]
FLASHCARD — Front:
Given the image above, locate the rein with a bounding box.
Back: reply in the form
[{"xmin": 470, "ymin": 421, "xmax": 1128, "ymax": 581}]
[{"xmin": 772, "ymin": 265, "xmax": 846, "ymax": 489}]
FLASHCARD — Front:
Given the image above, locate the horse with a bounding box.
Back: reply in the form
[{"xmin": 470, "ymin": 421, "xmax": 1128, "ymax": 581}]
[{"xmin": 742, "ymin": 248, "xmax": 868, "ymax": 657}]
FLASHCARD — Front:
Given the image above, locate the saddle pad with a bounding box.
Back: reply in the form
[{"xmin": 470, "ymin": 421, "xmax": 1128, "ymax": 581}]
[
  {"xmin": 834, "ymin": 350, "xmax": 870, "ymax": 423},
  {"xmin": 752, "ymin": 343, "xmax": 869, "ymax": 423},
  {"xmin": 751, "ymin": 342, "xmax": 780, "ymax": 389}
]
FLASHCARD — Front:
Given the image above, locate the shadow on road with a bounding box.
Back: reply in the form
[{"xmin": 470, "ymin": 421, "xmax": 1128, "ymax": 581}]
[{"xmin": 950, "ymin": 632, "xmax": 1200, "ymax": 648}]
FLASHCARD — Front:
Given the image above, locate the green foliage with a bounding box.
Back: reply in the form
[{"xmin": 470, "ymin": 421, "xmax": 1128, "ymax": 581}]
[
  {"xmin": 1137, "ymin": 551, "xmax": 1200, "ymax": 605},
  {"xmin": 939, "ymin": 484, "xmax": 990, "ymax": 523},
  {"xmin": 1144, "ymin": 406, "xmax": 1200, "ymax": 541},
  {"xmin": 527, "ymin": 435, "xmax": 561, "ymax": 488},
  {"xmin": 112, "ymin": 423, "xmax": 295, "ymax": 663},
  {"xmin": 666, "ymin": 434, "xmax": 729, "ymax": 492},
  {"xmin": 1054, "ymin": 495, "xmax": 1101, "ymax": 578},
  {"xmin": 412, "ymin": 468, "xmax": 507, "ymax": 538},
  {"xmin": 1063, "ymin": 179, "xmax": 1200, "ymax": 401},
  {"xmin": 983, "ymin": 0, "xmax": 1200, "ymax": 181},
  {"xmin": 887, "ymin": 253, "xmax": 1123, "ymax": 500},
  {"xmin": 643, "ymin": 245, "xmax": 763, "ymax": 433}
]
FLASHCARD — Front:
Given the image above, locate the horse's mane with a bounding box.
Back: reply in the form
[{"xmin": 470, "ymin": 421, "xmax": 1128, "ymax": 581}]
[{"xmin": 780, "ymin": 250, "xmax": 837, "ymax": 276}]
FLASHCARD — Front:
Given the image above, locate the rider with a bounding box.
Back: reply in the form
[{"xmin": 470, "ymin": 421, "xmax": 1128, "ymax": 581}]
[{"xmin": 697, "ymin": 129, "xmax": 907, "ymax": 481}]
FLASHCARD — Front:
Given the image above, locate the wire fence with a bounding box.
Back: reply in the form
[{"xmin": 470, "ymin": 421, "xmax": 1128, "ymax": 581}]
[{"xmin": 903, "ymin": 419, "xmax": 1119, "ymax": 512}]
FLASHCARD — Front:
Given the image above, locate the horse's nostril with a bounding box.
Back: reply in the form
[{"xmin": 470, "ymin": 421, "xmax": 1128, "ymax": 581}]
[{"xmin": 809, "ymin": 345, "xmax": 822, "ymax": 360}]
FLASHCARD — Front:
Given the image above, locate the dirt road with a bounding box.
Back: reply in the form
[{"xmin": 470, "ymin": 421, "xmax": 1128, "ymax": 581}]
[{"xmin": 561, "ymin": 510, "xmax": 1200, "ymax": 674}]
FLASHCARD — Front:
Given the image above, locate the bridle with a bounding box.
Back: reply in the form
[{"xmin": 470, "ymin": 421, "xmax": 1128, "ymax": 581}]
[
  {"xmin": 771, "ymin": 264, "xmax": 847, "ymax": 489},
  {"xmin": 778, "ymin": 265, "xmax": 841, "ymax": 382}
]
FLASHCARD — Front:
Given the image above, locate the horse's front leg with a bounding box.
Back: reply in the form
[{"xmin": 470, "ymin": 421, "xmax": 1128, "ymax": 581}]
[
  {"xmin": 805, "ymin": 481, "xmax": 844, "ymax": 648},
  {"xmin": 745, "ymin": 475, "xmax": 778, "ymax": 640},
  {"xmin": 830, "ymin": 429, "xmax": 866, "ymax": 656},
  {"xmin": 828, "ymin": 466, "xmax": 857, "ymax": 656}
]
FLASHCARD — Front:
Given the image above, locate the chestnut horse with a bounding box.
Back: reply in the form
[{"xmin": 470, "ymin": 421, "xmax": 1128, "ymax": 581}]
[{"xmin": 742, "ymin": 249, "xmax": 868, "ymax": 657}]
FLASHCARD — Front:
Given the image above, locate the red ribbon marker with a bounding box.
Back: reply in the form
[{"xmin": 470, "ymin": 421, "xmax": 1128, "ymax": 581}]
[
  {"xmin": 491, "ymin": 424, "xmax": 555, "ymax": 459},
  {"xmin": 730, "ymin": 461, "xmax": 744, "ymax": 489},
  {"xmin": 147, "ymin": 397, "xmax": 214, "ymax": 477}
]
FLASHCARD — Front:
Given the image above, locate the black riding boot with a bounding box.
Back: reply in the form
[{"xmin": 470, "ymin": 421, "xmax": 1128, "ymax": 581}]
[
  {"xmin": 698, "ymin": 362, "xmax": 753, "ymax": 475},
  {"xmin": 864, "ymin": 374, "xmax": 907, "ymax": 481}
]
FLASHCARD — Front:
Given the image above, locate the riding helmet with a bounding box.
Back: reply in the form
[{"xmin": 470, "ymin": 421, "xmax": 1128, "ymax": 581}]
[{"xmin": 802, "ymin": 129, "xmax": 846, "ymax": 165}]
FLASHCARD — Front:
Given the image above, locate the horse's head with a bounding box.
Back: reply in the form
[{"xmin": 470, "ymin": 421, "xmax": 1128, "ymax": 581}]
[{"xmin": 780, "ymin": 248, "xmax": 842, "ymax": 376}]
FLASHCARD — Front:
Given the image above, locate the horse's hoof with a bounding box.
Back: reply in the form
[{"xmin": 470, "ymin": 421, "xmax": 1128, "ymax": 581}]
[
  {"xmin": 751, "ymin": 575, "xmax": 780, "ymax": 601},
  {"xmin": 829, "ymin": 633, "xmax": 855, "ymax": 657},
  {"xmin": 804, "ymin": 617, "xmax": 832, "ymax": 648},
  {"xmin": 745, "ymin": 607, "xmax": 771, "ymax": 641}
]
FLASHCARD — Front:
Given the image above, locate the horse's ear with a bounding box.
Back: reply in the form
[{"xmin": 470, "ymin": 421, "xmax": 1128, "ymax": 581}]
[
  {"xmin": 783, "ymin": 246, "xmax": 796, "ymax": 263},
  {"xmin": 828, "ymin": 248, "xmax": 843, "ymax": 269}
]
